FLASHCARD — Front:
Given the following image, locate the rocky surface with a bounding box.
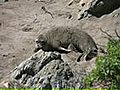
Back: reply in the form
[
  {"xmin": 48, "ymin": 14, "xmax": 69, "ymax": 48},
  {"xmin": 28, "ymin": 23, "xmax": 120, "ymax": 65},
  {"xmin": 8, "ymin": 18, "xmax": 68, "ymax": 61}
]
[
  {"xmin": 78, "ymin": 0, "xmax": 120, "ymax": 19},
  {"xmin": 0, "ymin": 0, "xmax": 120, "ymax": 88},
  {"xmin": 0, "ymin": 0, "xmax": 8, "ymax": 4},
  {"xmin": 8, "ymin": 50, "xmax": 89, "ymax": 88}
]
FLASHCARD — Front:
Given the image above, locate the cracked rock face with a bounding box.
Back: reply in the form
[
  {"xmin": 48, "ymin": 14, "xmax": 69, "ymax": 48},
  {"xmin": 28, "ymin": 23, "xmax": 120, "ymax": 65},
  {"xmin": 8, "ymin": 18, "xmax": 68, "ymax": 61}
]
[
  {"xmin": 0, "ymin": 0, "xmax": 8, "ymax": 4},
  {"xmin": 78, "ymin": 0, "xmax": 120, "ymax": 20},
  {"xmin": 9, "ymin": 50, "xmax": 86, "ymax": 88}
]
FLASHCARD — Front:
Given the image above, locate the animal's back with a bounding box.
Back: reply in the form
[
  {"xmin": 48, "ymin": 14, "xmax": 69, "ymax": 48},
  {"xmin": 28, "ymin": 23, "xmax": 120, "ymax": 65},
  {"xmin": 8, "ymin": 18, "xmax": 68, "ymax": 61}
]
[
  {"xmin": 44, "ymin": 26, "xmax": 97, "ymax": 50},
  {"xmin": 71, "ymin": 28, "xmax": 97, "ymax": 51},
  {"xmin": 44, "ymin": 26, "xmax": 74, "ymax": 48}
]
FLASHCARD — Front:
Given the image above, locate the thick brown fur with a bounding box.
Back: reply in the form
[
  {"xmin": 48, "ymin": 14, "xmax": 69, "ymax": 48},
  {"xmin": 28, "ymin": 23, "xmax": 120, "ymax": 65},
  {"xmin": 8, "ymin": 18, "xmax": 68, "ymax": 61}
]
[{"xmin": 35, "ymin": 26, "xmax": 98, "ymax": 61}]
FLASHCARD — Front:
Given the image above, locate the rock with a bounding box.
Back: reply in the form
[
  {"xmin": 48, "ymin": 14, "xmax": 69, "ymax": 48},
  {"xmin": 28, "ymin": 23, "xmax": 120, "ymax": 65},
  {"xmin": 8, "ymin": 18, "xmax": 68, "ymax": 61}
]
[
  {"xmin": 9, "ymin": 50, "xmax": 87, "ymax": 88},
  {"xmin": 0, "ymin": 0, "xmax": 8, "ymax": 4},
  {"xmin": 78, "ymin": 0, "xmax": 120, "ymax": 20}
]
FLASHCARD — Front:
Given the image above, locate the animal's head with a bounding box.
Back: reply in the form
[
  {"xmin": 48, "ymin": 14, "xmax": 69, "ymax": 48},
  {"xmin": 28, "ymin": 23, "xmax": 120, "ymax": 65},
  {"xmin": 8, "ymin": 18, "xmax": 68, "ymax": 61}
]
[{"xmin": 34, "ymin": 34, "xmax": 47, "ymax": 52}]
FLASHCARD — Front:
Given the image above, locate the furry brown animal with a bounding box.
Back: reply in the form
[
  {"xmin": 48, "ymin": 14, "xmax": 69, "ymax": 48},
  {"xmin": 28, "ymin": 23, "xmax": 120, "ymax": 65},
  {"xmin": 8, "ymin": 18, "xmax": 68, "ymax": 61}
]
[{"xmin": 34, "ymin": 26, "xmax": 98, "ymax": 61}]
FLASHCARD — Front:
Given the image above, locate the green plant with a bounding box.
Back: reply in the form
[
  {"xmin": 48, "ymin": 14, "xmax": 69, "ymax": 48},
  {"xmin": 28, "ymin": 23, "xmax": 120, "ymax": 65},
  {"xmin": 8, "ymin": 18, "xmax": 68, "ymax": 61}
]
[{"xmin": 84, "ymin": 39, "xmax": 120, "ymax": 88}]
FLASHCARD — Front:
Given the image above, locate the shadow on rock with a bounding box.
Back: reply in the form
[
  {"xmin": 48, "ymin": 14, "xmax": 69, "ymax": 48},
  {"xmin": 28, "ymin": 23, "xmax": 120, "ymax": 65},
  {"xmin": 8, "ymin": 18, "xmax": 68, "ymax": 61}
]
[{"xmin": 78, "ymin": 0, "xmax": 120, "ymax": 20}]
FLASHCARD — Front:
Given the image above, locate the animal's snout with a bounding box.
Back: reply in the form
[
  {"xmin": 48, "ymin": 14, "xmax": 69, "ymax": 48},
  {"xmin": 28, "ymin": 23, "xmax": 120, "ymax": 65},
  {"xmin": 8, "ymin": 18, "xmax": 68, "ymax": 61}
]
[
  {"xmin": 35, "ymin": 39, "xmax": 43, "ymax": 49},
  {"xmin": 35, "ymin": 43, "xmax": 42, "ymax": 49}
]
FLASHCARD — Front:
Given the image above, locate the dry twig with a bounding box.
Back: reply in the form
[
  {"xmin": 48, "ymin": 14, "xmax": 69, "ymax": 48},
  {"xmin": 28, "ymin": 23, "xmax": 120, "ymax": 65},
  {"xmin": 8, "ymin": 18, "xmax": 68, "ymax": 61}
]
[
  {"xmin": 114, "ymin": 29, "xmax": 120, "ymax": 39},
  {"xmin": 41, "ymin": 6, "xmax": 54, "ymax": 18}
]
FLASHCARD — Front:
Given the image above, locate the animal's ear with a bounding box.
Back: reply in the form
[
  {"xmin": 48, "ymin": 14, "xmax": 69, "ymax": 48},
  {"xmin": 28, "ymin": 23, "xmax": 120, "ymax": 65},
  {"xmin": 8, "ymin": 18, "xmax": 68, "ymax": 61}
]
[
  {"xmin": 38, "ymin": 34, "xmax": 44, "ymax": 39},
  {"xmin": 37, "ymin": 34, "xmax": 46, "ymax": 42}
]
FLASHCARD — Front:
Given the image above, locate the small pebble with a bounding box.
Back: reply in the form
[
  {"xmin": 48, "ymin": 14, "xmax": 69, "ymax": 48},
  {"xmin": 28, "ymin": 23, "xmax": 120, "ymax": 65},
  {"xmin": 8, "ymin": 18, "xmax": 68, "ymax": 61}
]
[
  {"xmin": 23, "ymin": 48, "xmax": 25, "ymax": 51},
  {"xmin": 3, "ymin": 54, "xmax": 7, "ymax": 57},
  {"xmin": 12, "ymin": 55, "xmax": 15, "ymax": 57}
]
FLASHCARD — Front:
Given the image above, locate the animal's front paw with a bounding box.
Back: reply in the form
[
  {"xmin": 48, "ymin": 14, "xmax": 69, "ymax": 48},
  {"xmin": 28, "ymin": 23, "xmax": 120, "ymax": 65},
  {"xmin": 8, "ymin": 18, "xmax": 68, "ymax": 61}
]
[
  {"xmin": 66, "ymin": 49, "xmax": 71, "ymax": 52},
  {"xmin": 33, "ymin": 48, "xmax": 40, "ymax": 52}
]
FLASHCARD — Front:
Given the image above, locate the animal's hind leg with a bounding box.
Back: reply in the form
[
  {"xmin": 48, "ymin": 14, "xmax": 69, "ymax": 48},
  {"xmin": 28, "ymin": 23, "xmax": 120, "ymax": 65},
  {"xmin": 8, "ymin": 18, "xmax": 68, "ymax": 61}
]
[
  {"xmin": 67, "ymin": 44, "xmax": 77, "ymax": 52},
  {"xmin": 77, "ymin": 50, "xmax": 92, "ymax": 62},
  {"xmin": 77, "ymin": 52, "xmax": 87, "ymax": 62}
]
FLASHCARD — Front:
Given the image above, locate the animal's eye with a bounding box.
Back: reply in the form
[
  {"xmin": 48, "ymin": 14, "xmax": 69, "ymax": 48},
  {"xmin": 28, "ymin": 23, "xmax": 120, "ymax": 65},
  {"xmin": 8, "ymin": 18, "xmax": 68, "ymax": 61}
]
[{"xmin": 40, "ymin": 40, "xmax": 45, "ymax": 44}]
